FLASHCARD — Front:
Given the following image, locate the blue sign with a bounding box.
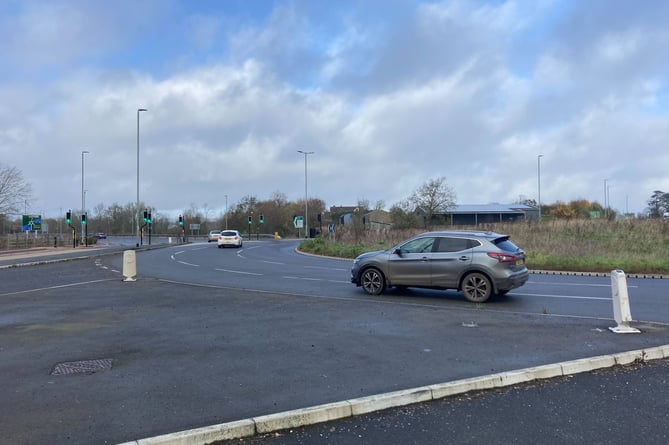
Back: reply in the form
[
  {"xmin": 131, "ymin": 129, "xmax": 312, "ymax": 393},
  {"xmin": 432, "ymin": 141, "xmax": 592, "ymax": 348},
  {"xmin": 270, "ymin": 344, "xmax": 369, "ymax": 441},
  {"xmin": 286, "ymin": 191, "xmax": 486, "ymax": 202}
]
[
  {"xmin": 22, "ymin": 224, "xmax": 32, "ymax": 231},
  {"xmin": 328, "ymin": 224, "xmax": 335, "ymax": 233}
]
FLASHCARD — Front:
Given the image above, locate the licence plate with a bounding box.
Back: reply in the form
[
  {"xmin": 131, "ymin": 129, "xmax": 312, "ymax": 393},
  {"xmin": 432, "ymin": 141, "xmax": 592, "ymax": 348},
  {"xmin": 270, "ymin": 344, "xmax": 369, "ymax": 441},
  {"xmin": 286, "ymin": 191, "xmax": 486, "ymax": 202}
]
[{"xmin": 516, "ymin": 258, "xmax": 524, "ymax": 266}]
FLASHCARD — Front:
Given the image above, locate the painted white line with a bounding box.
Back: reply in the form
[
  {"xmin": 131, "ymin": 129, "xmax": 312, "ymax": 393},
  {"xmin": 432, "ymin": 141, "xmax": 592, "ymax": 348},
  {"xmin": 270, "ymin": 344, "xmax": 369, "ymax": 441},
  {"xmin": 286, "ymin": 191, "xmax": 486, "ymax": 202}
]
[
  {"xmin": 214, "ymin": 268, "xmax": 262, "ymax": 276},
  {"xmin": 514, "ymin": 292, "xmax": 610, "ymax": 301},
  {"xmin": 528, "ymin": 280, "xmax": 638, "ymax": 289},
  {"xmin": 305, "ymin": 265, "xmax": 348, "ymax": 272},
  {"xmin": 0, "ymin": 279, "xmax": 117, "ymax": 297},
  {"xmin": 262, "ymin": 260, "xmax": 285, "ymax": 265},
  {"xmin": 177, "ymin": 261, "xmax": 199, "ymax": 267}
]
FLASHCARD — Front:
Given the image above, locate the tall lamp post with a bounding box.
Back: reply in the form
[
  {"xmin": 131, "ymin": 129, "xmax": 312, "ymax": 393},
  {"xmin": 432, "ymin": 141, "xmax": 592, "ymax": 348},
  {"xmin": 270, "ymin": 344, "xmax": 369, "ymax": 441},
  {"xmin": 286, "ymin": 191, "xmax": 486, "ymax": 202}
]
[
  {"xmin": 136, "ymin": 108, "xmax": 147, "ymax": 247},
  {"xmin": 604, "ymin": 178, "xmax": 608, "ymax": 219},
  {"xmin": 224, "ymin": 194, "xmax": 228, "ymax": 229},
  {"xmin": 81, "ymin": 150, "xmax": 89, "ymax": 244},
  {"xmin": 537, "ymin": 154, "xmax": 543, "ymax": 221},
  {"xmin": 297, "ymin": 150, "xmax": 314, "ymax": 238}
]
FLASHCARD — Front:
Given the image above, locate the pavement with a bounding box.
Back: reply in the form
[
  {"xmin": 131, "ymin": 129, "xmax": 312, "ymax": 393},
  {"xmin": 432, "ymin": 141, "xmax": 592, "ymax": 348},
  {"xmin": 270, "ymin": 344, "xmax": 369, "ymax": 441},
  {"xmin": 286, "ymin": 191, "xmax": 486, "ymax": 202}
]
[{"xmin": 1, "ymin": 245, "xmax": 668, "ymax": 445}]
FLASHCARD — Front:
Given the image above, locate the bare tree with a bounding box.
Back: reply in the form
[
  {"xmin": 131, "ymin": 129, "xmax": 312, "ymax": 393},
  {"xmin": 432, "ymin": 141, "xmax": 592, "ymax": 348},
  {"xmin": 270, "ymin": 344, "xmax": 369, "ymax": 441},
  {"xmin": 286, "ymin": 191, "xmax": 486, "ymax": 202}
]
[
  {"xmin": 0, "ymin": 164, "xmax": 33, "ymax": 215},
  {"xmin": 408, "ymin": 176, "xmax": 456, "ymax": 229}
]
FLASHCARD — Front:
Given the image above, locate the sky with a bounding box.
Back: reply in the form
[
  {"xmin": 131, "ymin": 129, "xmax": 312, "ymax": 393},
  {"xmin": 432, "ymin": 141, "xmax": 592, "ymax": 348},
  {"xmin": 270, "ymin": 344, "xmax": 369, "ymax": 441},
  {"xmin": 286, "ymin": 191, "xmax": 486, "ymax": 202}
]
[{"xmin": 1, "ymin": 0, "xmax": 668, "ymax": 220}]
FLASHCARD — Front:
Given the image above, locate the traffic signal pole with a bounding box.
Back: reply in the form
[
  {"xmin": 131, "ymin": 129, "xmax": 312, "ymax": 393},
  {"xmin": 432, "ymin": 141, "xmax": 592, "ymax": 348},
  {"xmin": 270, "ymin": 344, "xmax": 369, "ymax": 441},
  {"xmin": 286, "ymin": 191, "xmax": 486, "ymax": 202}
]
[{"xmin": 66, "ymin": 210, "xmax": 76, "ymax": 248}]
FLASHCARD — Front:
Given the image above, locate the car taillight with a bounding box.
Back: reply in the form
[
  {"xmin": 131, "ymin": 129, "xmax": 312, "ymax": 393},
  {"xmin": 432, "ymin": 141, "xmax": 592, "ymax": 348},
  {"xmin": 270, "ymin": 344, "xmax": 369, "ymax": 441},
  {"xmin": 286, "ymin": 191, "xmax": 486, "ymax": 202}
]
[
  {"xmin": 487, "ymin": 252, "xmax": 517, "ymax": 263},
  {"xmin": 234, "ymin": 236, "xmax": 238, "ymax": 240}
]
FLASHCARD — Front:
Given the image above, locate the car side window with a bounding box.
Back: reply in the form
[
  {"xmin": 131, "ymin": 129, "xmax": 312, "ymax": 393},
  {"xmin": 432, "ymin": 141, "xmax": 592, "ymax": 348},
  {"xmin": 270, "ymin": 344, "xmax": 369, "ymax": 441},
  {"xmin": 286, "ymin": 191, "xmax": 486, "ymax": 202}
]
[
  {"xmin": 434, "ymin": 237, "xmax": 471, "ymax": 252},
  {"xmin": 400, "ymin": 237, "xmax": 435, "ymax": 253}
]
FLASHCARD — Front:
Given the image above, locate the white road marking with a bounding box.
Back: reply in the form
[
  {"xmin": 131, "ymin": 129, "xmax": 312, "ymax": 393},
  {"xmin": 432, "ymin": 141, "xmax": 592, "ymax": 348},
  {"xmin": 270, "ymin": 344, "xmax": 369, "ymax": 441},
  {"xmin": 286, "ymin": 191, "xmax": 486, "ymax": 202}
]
[
  {"xmin": 0, "ymin": 279, "xmax": 117, "ymax": 297},
  {"xmin": 214, "ymin": 268, "xmax": 262, "ymax": 276},
  {"xmin": 177, "ymin": 261, "xmax": 199, "ymax": 267},
  {"xmin": 528, "ymin": 280, "xmax": 638, "ymax": 288},
  {"xmin": 513, "ymin": 292, "xmax": 610, "ymax": 301}
]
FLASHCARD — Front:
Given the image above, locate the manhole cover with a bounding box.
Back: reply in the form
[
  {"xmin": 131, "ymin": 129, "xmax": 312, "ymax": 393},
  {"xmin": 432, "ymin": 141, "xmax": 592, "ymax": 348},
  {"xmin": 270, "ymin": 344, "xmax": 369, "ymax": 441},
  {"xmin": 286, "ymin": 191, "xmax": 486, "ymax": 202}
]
[{"xmin": 51, "ymin": 359, "xmax": 113, "ymax": 376}]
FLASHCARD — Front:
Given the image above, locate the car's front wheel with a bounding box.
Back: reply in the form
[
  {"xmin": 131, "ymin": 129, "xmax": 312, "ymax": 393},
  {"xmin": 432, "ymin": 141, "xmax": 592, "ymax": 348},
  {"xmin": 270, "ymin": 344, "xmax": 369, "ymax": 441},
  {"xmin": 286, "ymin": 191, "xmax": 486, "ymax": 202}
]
[
  {"xmin": 360, "ymin": 268, "xmax": 385, "ymax": 295},
  {"xmin": 462, "ymin": 272, "xmax": 493, "ymax": 303}
]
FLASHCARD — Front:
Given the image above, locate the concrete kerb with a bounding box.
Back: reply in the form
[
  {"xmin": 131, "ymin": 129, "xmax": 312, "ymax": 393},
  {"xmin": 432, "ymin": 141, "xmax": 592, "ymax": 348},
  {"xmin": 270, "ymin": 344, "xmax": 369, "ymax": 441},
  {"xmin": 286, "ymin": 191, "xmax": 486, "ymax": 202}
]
[{"xmin": 119, "ymin": 344, "xmax": 669, "ymax": 445}]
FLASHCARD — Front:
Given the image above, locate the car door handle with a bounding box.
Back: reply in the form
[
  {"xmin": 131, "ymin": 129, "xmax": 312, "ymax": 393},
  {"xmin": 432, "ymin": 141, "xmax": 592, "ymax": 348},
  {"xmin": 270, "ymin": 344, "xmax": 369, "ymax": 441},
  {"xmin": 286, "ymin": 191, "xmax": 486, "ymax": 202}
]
[{"xmin": 458, "ymin": 256, "xmax": 469, "ymax": 261}]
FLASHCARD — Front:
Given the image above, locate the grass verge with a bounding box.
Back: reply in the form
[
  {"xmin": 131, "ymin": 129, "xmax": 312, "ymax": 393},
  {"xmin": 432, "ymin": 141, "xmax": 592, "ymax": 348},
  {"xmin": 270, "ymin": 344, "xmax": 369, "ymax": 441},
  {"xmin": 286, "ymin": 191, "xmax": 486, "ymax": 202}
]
[{"xmin": 299, "ymin": 219, "xmax": 669, "ymax": 275}]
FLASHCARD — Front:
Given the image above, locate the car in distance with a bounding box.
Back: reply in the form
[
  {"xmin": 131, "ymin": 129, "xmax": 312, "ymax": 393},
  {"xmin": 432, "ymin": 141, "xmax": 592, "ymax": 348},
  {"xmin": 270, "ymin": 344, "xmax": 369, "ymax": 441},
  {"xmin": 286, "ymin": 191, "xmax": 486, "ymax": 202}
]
[
  {"xmin": 94, "ymin": 232, "xmax": 107, "ymax": 239},
  {"xmin": 207, "ymin": 230, "xmax": 222, "ymax": 242},
  {"xmin": 351, "ymin": 230, "xmax": 528, "ymax": 303},
  {"xmin": 217, "ymin": 230, "xmax": 243, "ymax": 248}
]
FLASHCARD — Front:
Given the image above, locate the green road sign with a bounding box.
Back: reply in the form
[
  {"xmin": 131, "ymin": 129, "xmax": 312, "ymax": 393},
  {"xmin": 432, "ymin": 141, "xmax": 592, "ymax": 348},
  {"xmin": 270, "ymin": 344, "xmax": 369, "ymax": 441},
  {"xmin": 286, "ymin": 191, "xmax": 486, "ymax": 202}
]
[{"xmin": 22, "ymin": 214, "xmax": 42, "ymax": 231}]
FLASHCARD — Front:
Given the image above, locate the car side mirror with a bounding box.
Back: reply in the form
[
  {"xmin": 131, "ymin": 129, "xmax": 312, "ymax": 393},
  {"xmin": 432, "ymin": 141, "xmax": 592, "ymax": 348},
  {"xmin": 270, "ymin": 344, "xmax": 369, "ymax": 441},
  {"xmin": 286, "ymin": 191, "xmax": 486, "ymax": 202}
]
[{"xmin": 394, "ymin": 248, "xmax": 403, "ymax": 257}]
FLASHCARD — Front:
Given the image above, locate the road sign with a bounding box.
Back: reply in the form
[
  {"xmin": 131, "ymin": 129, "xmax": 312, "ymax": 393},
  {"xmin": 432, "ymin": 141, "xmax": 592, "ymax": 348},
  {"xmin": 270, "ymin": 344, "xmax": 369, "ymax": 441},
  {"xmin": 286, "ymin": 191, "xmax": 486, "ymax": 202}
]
[
  {"xmin": 328, "ymin": 224, "xmax": 334, "ymax": 233},
  {"xmin": 22, "ymin": 214, "xmax": 42, "ymax": 231},
  {"xmin": 189, "ymin": 223, "xmax": 200, "ymax": 230},
  {"xmin": 293, "ymin": 216, "xmax": 304, "ymax": 229}
]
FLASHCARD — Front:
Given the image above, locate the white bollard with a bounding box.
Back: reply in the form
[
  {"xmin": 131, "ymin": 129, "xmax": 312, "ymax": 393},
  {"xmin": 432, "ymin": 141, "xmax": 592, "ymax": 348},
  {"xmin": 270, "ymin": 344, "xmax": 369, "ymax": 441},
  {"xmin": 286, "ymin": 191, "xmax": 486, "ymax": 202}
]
[
  {"xmin": 122, "ymin": 250, "xmax": 137, "ymax": 282},
  {"xmin": 609, "ymin": 269, "xmax": 640, "ymax": 333},
  {"xmin": 168, "ymin": 237, "xmax": 172, "ymax": 244}
]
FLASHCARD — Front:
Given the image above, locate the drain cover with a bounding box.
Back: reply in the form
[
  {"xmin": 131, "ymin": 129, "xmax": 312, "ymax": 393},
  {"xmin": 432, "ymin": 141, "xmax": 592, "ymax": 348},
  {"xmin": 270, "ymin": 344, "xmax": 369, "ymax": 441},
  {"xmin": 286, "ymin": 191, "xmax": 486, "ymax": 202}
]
[{"xmin": 51, "ymin": 359, "xmax": 113, "ymax": 376}]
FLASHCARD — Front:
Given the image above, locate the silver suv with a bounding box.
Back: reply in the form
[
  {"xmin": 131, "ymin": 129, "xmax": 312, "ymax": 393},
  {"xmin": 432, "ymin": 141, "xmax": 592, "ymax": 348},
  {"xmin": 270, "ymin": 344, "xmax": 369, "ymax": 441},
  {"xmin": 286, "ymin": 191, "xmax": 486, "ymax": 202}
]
[{"xmin": 351, "ymin": 230, "xmax": 529, "ymax": 302}]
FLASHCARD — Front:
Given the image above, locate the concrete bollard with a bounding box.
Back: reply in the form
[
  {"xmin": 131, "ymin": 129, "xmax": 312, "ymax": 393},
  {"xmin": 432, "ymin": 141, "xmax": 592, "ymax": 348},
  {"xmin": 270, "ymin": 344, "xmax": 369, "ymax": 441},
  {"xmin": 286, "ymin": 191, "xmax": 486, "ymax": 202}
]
[
  {"xmin": 122, "ymin": 250, "xmax": 137, "ymax": 282},
  {"xmin": 609, "ymin": 269, "xmax": 640, "ymax": 333}
]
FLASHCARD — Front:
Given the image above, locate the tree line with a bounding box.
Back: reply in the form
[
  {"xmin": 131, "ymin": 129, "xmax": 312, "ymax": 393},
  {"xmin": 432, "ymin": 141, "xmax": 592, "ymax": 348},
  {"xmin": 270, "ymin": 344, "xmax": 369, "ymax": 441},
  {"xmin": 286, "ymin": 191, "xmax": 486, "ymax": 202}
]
[{"xmin": 2, "ymin": 161, "xmax": 669, "ymax": 237}]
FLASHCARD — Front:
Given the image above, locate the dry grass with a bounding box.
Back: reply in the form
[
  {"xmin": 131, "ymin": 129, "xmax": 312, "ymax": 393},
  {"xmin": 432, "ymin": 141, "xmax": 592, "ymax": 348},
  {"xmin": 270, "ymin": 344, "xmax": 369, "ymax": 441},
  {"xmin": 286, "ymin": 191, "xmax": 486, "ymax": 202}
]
[{"xmin": 301, "ymin": 219, "xmax": 669, "ymax": 274}]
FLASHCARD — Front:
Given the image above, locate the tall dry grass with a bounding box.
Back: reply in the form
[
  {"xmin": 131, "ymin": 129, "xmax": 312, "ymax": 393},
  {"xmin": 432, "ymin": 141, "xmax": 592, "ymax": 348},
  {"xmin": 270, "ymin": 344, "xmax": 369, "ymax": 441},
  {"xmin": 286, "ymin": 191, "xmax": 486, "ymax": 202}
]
[{"xmin": 302, "ymin": 219, "xmax": 669, "ymax": 274}]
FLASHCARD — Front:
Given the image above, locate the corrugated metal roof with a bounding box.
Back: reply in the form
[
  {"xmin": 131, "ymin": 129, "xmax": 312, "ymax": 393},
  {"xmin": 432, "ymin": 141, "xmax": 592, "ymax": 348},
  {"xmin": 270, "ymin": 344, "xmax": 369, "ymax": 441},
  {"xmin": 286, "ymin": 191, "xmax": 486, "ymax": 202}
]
[{"xmin": 445, "ymin": 204, "xmax": 536, "ymax": 214}]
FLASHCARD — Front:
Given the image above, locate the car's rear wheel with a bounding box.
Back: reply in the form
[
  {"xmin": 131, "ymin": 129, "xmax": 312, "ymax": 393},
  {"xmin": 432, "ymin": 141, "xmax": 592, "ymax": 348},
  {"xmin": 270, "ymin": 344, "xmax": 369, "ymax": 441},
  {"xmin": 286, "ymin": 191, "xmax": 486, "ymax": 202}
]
[
  {"xmin": 361, "ymin": 268, "xmax": 385, "ymax": 295},
  {"xmin": 462, "ymin": 272, "xmax": 493, "ymax": 303}
]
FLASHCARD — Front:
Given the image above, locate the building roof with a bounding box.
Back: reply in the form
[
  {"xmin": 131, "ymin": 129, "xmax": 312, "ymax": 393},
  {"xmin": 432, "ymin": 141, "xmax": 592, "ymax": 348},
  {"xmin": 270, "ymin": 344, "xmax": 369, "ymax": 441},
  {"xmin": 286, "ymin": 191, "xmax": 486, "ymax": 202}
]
[{"xmin": 445, "ymin": 204, "xmax": 536, "ymax": 214}]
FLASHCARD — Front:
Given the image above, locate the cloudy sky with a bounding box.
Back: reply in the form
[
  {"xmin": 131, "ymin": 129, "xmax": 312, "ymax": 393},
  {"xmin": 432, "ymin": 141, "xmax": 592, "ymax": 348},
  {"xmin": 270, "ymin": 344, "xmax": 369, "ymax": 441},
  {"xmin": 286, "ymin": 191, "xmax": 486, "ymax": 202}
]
[{"xmin": 2, "ymin": 0, "xmax": 668, "ymax": 219}]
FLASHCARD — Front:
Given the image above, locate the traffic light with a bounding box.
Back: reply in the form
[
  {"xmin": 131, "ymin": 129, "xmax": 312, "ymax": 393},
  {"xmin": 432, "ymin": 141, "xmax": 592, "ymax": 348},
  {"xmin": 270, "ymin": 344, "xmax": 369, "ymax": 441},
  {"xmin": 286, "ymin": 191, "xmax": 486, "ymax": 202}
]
[
  {"xmin": 66, "ymin": 210, "xmax": 71, "ymax": 224},
  {"xmin": 178, "ymin": 215, "xmax": 183, "ymax": 226},
  {"xmin": 259, "ymin": 214, "xmax": 264, "ymax": 224},
  {"xmin": 81, "ymin": 214, "xmax": 87, "ymax": 225},
  {"xmin": 248, "ymin": 216, "xmax": 252, "ymax": 225},
  {"xmin": 147, "ymin": 212, "xmax": 152, "ymax": 224},
  {"xmin": 317, "ymin": 213, "xmax": 322, "ymax": 222},
  {"xmin": 143, "ymin": 210, "xmax": 148, "ymax": 223}
]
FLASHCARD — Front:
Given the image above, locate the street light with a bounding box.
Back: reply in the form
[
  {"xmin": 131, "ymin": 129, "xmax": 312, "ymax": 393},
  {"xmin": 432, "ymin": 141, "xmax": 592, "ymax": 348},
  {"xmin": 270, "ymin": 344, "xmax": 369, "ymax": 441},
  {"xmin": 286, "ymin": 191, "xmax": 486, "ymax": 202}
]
[
  {"xmin": 604, "ymin": 179, "xmax": 608, "ymax": 219},
  {"xmin": 224, "ymin": 194, "xmax": 228, "ymax": 229},
  {"xmin": 537, "ymin": 154, "xmax": 543, "ymax": 221},
  {"xmin": 81, "ymin": 150, "xmax": 89, "ymax": 243},
  {"xmin": 136, "ymin": 108, "xmax": 147, "ymax": 247},
  {"xmin": 297, "ymin": 150, "xmax": 314, "ymax": 238}
]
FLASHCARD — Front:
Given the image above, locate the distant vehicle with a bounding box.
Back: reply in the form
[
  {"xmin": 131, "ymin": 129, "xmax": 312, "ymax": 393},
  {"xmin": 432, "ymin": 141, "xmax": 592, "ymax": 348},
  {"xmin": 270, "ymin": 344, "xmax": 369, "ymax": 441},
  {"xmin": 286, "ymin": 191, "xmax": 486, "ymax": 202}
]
[
  {"xmin": 217, "ymin": 230, "xmax": 243, "ymax": 248},
  {"xmin": 207, "ymin": 230, "xmax": 221, "ymax": 242},
  {"xmin": 351, "ymin": 230, "xmax": 529, "ymax": 303},
  {"xmin": 94, "ymin": 233, "xmax": 107, "ymax": 239}
]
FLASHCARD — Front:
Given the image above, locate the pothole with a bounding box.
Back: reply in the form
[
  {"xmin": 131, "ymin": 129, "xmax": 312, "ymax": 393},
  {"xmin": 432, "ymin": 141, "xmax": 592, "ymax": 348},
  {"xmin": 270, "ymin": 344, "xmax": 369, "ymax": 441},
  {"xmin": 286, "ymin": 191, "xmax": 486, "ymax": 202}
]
[{"xmin": 51, "ymin": 359, "xmax": 113, "ymax": 376}]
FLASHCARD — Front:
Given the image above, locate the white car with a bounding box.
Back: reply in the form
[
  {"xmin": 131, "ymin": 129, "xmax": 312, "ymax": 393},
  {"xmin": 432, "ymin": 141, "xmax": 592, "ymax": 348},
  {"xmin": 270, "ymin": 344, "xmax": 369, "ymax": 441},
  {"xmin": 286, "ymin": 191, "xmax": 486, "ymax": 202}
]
[
  {"xmin": 207, "ymin": 230, "xmax": 221, "ymax": 242},
  {"xmin": 217, "ymin": 230, "xmax": 243, "ymax": 248}
]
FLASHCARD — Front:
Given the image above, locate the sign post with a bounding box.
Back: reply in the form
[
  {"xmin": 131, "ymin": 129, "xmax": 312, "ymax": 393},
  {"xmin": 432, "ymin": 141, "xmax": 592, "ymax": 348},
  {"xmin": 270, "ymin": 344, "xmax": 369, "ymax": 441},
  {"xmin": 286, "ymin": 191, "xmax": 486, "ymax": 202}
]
[{"xmin": 293, "ymin": 216, "xmax": 304, "ymax": 238}]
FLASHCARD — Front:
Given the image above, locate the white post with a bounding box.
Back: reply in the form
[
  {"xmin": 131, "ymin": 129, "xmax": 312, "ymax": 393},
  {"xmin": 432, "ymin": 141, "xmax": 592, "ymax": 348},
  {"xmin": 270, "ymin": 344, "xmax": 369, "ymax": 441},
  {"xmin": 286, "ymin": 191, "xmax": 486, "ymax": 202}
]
[
  {"xmin": 609, "ymin": 270, "xmax": 640, "ymax": 333},
  {"xmin": 122, "ymin": 250, "xmax": 137, "ymax": 282}
]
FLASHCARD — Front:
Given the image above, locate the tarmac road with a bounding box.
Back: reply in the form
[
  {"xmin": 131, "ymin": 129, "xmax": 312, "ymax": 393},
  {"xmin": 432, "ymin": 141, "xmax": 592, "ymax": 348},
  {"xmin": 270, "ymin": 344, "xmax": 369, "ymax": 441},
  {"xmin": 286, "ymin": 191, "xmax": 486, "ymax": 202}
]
[
  {"xmin": 212, "ymin": 357, "xmax": 669, "ymax": 445},
  {"xmin": 1, "ymin": 244, "xmax": 668, "ymax": 445}
]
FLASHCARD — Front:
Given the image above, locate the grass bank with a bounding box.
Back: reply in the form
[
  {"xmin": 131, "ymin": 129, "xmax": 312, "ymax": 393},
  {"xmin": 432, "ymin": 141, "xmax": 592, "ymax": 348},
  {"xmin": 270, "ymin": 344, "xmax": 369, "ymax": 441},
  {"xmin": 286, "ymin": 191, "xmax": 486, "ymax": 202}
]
[{"xmin": 299, "ymin": 219, "xmax": 669, "ymax": 275}]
